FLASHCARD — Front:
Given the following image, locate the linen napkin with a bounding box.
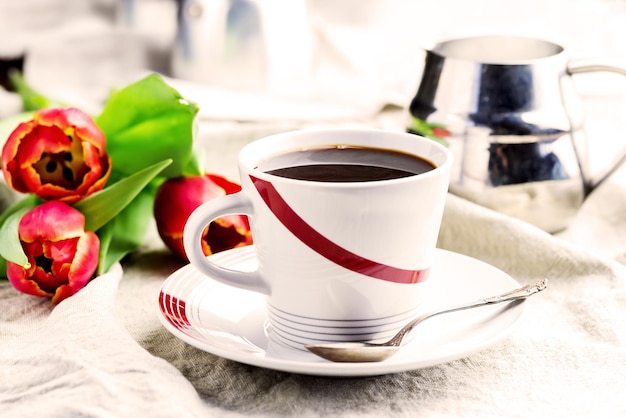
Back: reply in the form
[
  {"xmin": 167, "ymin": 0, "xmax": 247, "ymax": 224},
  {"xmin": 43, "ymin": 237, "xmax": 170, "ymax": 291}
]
[{"xmin": 0, "ymin": 263, "xmax": 218, "ymax": 417}]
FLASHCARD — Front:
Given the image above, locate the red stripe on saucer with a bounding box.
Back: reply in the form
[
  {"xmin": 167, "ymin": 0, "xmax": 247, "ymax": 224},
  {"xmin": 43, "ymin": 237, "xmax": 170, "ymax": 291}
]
[
  {"xmin": 250, "ymin": 176, "xmax": 429, "ymax": 284},
  {"xmin": 159, "ymin": 291, "xmax": 190, "ymax": 328}
]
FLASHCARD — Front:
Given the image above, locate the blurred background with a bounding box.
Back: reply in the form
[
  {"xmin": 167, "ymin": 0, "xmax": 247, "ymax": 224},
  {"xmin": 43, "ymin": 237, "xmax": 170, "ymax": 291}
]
[{"xmin": 1, "ymin": 0, "xmax": 625, "ymax": 179}]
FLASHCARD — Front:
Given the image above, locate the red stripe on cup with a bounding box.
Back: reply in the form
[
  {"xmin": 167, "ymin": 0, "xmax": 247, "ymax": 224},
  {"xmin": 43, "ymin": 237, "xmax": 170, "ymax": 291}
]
[{"xmin": 250, "ymin": 176, "xmax": 429, "ymax": 284}]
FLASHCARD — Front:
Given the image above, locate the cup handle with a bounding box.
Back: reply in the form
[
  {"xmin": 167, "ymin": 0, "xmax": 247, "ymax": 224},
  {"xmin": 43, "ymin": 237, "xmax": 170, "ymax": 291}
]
[{"xmin": 183, "ymin": 192, "xmax": 270, "ymax": 295}]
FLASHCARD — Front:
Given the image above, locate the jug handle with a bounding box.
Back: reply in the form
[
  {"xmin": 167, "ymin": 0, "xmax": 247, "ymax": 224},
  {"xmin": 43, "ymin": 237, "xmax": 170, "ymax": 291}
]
[
  {"xmin": 566, "ymin": 59, "xmax": 626, "ymax": 193},
  {"xmin": 567, "ymin": 59, "xmax": 626, "ymax": 76}
]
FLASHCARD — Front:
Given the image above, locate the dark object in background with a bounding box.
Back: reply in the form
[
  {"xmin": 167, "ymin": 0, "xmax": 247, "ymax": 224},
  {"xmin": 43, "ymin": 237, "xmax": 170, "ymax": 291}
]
[{"xmin": 0, "ymin": 54, "xmax": 25, "ymax": 91}]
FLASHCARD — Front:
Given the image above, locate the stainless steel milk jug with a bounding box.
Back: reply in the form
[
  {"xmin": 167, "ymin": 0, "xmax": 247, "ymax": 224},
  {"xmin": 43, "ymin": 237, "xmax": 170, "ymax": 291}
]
[{"xmin": 408, "ymin": 35, "xmax": 626, "ymax": 232}]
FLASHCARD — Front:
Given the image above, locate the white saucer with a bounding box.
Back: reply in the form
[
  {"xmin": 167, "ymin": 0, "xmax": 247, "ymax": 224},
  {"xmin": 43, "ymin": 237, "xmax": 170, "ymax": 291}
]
[{"xmin": 157, "ymin": 246, "xmax": 526, "ymax": 377}]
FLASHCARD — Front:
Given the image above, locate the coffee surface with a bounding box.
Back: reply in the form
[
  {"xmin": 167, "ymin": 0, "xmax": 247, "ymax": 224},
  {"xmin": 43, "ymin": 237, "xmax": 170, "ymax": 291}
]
[{"xmin": 257, "ymin": 146, "xmax": 435, "ymax": 182}]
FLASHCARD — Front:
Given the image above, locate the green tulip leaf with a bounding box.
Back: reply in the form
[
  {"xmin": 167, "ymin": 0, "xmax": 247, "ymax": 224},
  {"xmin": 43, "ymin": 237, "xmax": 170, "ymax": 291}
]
[
  {"xmin": 96, "ymin": 185, "xmax": 155, "ymax": 275},
  {"xmin": 96, "ymin": 222, "xmax": 114, "ymax": 276},
  {"xmin": 95, "ymin": 73, "xmax": 201, "ymax": 179},
  {"xmin": 75, "ymin": 159, "xmax": 172, "ymax": 232},
  {"xmin": 0, "ymin": 209, "xmax": 30, "ymax": 268},
  {"xmin": 0, "ymin": 196, "xmax": 40, "ymax": 270}
]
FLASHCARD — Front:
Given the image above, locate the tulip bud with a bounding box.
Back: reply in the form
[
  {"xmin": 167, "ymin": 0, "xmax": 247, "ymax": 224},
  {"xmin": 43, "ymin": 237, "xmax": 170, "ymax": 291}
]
[
  {"xmin": 154, "ymin": 174, "xmax": 252, "ymax": 261},
  {"xmin": 6, "ymin": 201, "xmax": 100, "ymax": 304}
]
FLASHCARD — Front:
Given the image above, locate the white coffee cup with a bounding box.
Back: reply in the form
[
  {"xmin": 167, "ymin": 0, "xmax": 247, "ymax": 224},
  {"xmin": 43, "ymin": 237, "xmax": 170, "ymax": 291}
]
[{"xmin": 184, "ymin": 128, "xmax": 452, "ymax": 349}]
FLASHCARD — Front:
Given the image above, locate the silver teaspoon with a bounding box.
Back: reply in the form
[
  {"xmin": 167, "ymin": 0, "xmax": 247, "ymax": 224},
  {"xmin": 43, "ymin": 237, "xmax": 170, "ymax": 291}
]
[{"xmin": 305, "ymin": 278, "xmax": 548, "ymax": 363}]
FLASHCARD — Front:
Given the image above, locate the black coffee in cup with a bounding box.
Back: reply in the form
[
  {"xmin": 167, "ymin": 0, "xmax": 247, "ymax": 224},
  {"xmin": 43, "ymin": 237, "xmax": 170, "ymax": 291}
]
[{"xmin": 257, "ymin": 146, "xmax": 435, "ymax": 182}]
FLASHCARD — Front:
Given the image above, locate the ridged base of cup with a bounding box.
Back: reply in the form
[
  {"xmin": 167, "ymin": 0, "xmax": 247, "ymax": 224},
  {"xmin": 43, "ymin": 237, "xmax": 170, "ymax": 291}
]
[{"xmin": 266, "ymin": 304, "xmax": 422, "ymax": 350}]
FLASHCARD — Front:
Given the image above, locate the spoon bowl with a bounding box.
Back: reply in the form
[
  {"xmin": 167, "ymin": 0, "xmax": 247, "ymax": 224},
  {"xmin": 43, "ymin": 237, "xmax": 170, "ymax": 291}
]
[{"xmin": 305, "ymin": 278, "xmax": 548, "ymax": 363}]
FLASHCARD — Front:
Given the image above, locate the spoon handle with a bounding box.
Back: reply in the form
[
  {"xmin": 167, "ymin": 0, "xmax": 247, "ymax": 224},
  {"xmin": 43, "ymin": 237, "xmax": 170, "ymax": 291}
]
[
  {"xmin": 387, "ymin": 278, "xmax": 548, "ymax": 346},
  {"xmin": 481, "ymin": 278, "xmax": 548, "ymax": 303}
]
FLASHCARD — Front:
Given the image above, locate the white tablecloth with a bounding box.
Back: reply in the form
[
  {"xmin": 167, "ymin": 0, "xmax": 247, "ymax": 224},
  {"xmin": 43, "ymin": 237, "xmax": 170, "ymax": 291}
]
[{"xmin": 2, "ymin": 112, "xmax": 626, "ymax": 416}]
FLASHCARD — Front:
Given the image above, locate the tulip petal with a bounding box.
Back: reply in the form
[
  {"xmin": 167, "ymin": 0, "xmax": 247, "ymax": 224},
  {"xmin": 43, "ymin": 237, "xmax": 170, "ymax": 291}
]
[
  {"xmin": 66, "ymin": 231, "xmax": 99, "ymax": 290},
  {"xmin": 206, "ymin": 174, "xmax": 243, "ymax": 195},
  {"xmin": 154, "ymin": 175, "xmax": 226, "ymax": 236},
  {"xmin": 1, "ymin": 121, "xmax": 39, "ymax": 192},
  {"xmin": 203, "ymin": 217, "xmax": 252, "ymax": 255},
  {"xmin": 32, "ymin": 264, "xmax": 67, "ymax": 293},
  {"xmin": 35, "ymin": 108, "xmax": 106, "ymax": 150},
  {"xmin": 46, "ymin": 238, "xmax": 79, "ymax": 265},
  {"xmin": 51, "ymin": 285, "xmax": 75, "ymax": 305},
  {"xmin": 19, "ymin": 201, "xmax": 85, "ymax": 242},
  {"xmin": 15, "ymin": 126, "xmax": 73, "ymax": 195},
  {"xmin": 18, "ymin": 124, "xmax": 70, "ymax": 164},
  {"xmin": 6, "ymin": 261, "xmax": 53, "ymax": 298}
]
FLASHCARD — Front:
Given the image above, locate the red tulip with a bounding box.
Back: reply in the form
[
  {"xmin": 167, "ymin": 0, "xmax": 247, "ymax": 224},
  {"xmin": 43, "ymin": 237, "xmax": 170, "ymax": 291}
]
[
  {"xmin": 154, "ymin": 174, "xmax": 252, "ymax": 261},
  {"xmin": 6, "ymin": 201, "xmax": 100, "ymax": 304},
  {"xmin": 1, "ymin": 107, "xmax": 112, "ymax": 203}
]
